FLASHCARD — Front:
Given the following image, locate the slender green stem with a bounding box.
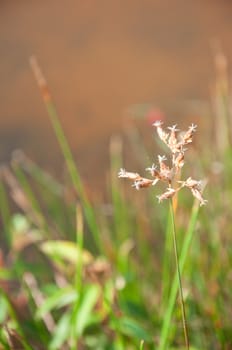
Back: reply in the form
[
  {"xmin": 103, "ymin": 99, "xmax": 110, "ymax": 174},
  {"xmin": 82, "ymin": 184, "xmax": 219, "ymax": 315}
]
[
  {"xmin": 75, "ymin": 203, "xmax": 84, "ymax": 296},
  {"xmin": 139, "ymin": 340, "xmax": 144, "ymax": 350},
  {"xmin": 161, "ymin": 210, "xmax": 172, "ymax": 310},
  {"xmin": 0, "ymin": 179, "xmax": 11, "ymax": 247},
  {"xmin": 169, "ymin": 199, "xmax": 189, "ymax": 350},
  {"xmin": 70, "ymin": 204, "xmax": 84, "ymax": 350},
  {"xmin": 159, "ymin": 200, "xmax": 199, "ymax": 350}
]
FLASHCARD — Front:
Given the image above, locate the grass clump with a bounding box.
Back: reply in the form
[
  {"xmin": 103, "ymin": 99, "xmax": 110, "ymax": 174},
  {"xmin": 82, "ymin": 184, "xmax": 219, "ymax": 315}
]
[{"xmin": 0, "ymin": 53, "xmax": 232, "ymax": 349}]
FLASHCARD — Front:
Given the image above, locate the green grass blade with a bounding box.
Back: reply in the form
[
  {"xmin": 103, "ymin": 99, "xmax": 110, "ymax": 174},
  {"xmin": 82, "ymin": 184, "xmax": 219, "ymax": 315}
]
[
  {"xmin": 47, "ymin": 101, "xmax": 101, "ymax": 250},
  {"xmin": 161, "ymin": 210, "xmax": 172, "ymax": 310},
  {"xmin": 74, "ymin": 284, "xmax": 100, "ymax": 337},
  {"xmin": 30, "ymin": 56, "xmax": 102, "ymax": 252},
  {"xmin": 0, "ymin": 291, "xmax": 33, "ymax": 350},
  {"xmin": 0, "ymin": 177, "xmax": 11, "ymax": 247},
  {"xmin": 49, "ymin": 312, "xmax": 71, "ymax": 350},
  {"xmin": 11, "ymin": 163, "xmax": 47, "ymax": 230},
  {"xmin": 12, "ymin": 151, "xmax": 63, "ymax": 197},
  {"xmin": 158, "ymin": 200, "xmax": 200, "ymax": 350},
  {"xmin": 75, "ymin": 203, "xmax": 84, "ymax": 295},
  {"xmin": 110, "ymin": 135, "xmax": 131, "ymax": 246}
]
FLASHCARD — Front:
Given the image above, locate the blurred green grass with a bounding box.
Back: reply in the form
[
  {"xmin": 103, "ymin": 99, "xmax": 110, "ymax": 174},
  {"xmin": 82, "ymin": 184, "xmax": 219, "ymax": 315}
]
[{"xmin": 0, "ymin": 52, "xmax": 232, "ymax": 349}]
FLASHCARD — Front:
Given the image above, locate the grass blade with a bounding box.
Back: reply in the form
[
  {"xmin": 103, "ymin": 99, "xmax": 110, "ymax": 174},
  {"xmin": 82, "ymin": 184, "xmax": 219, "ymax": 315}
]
[
  {"xmin": 29, "ymin": 56, "xmax": 102, "ymax": 252},
  {"xmin": 158, "ymin": 200, "xmax": 200, "ymax": 350}
]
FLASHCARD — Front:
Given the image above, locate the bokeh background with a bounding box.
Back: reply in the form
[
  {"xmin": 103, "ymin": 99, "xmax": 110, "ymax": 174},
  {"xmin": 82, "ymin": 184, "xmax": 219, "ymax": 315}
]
[{"xmin": 1, "ymin": 0, "xmax": 232, "ymax": 188}]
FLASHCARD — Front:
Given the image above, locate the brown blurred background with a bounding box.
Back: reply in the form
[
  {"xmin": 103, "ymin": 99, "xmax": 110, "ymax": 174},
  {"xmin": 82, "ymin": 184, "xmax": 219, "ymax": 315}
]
[{"xmin": 1, "ymin": 0, "xmax": 232, "ymax": 188}]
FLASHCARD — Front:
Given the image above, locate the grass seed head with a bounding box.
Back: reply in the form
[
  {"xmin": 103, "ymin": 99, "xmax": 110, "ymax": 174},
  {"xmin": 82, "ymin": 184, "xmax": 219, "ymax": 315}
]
[{"xmin": 118, "ymin": 122, "xmax": 206, "ymax": 205}]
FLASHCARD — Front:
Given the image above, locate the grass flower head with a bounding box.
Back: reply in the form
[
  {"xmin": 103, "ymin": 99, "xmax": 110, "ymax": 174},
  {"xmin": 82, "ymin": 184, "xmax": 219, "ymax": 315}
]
[{"xmin": 118, "ymin": 122, "xmax": 207, "ymax": 206}]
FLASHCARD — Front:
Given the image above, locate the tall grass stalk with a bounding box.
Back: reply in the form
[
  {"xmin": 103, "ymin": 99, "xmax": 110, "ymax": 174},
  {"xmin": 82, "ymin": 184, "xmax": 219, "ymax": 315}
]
[
  {"xmin": 110, "ymin": 135, "xmax": 131, "ymax": 248},
  {"xmin": 169, "ymin": 199, "xmax": 189, "ymax": 349},
  {"xmin": 161, "ymin": 211, "xmax": 172, "ymax": 310},
  {"xmin": 70, "ymin": 204, "xmax": 84, "ymax": 350},
  {"xmin": 75, "ymin": 203, "xmax": 84, "ymax": 295},
  {"xmin": 29, "ymin": 56, "xmax": 102, "ymax": 253},
  {"xmin": 0, "ymin": 178, "xmax": 11, "ymax": 247},
  {"xmin": 118, "ymin": 121, "xmax": 206, "ymax": 349},
  {"xmin": 159, "ymin": 200, "xmax": 200, "ymax": 350}
]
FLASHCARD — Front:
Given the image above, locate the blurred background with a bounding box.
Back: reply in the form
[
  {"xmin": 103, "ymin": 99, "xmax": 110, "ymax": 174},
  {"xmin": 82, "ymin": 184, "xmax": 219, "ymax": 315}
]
[
  {"xmin": 1, "ymin": 0, "xmax": 232, "ymax": 188},
  {"xmin": 2, "ymin": 3, "xmax": 232, "ymax": 348}
]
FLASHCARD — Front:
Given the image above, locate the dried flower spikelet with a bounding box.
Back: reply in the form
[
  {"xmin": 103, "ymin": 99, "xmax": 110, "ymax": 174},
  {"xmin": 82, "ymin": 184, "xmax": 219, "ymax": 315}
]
[
  {"xmin": 169, "ymin": 141, "xmax": 184, "ymax": 154},
  {"xmin": 179, "ymin": 177, "xmax": 201, "ymax": 190},
  {"xmin": 158, "ymin": 155, "xmax": 173, "ymax": 181},
  {"xmin": 178, "ymin": 177, "xmax": 207, "ymax": 206},
  {"xmin": 182, "ymin": 124, "xmax": 197, "ymax": 145},
  {"xmin": 153, "ymin": 120, "xmax": 169, "ymax": 144},
  {"xmin": 118, "ymin": 121, "xmax": 206, "ymax": 206},
  {"xmin": 158, "ymin": 155, "xmax": 168, "ymax": 171},
  {"xmin": 146, "ymin": 164, "xmax": 160, "ymax": 178},
  {"xmin": 191, "ymin": 188, "xmax": 208, "ymax": 206},
  {"xmin": 132, "ymin": 178, "xmax": 154, "ymax": 190},
  {"xmin": 145, "ymin": 165, "xmax": 161, "ymax": 186},
  {"xmin": 157, "ymin": 188, "xmax": 176, "ymax": 203},
  {"xmin": 152, "ymin": 120, "xmax": 163, "ymax": 128},
  {"xmin": 168, "ymin": 124, "xmax": 179, "ymax": 148},
  {"xmin": 173, "ymin": 151, "xmax": 185, "ymax": 170},
  {"xmin": 118, "ymin": 168, "xmax": 141, "ymax": 181}
]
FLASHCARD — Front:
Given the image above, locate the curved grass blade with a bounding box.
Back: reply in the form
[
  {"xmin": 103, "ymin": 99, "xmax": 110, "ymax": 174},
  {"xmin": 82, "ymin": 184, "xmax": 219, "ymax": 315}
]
[{"xmin": 30, "ymin": 56, "xmax": 102, "ymax": 252}]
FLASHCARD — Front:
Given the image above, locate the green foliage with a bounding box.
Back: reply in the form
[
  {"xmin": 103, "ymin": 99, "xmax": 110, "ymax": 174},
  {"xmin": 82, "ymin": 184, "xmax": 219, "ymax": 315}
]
[{"xmin": 1, "ymin": 55, "xmax": 232, "ymax": 349}]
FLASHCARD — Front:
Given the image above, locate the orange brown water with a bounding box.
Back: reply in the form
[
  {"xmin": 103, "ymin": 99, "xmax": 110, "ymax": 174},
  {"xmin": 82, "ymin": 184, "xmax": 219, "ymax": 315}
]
[{"xmin": 1, "ymin": 0, "xmax": 232, "ymax": 188}]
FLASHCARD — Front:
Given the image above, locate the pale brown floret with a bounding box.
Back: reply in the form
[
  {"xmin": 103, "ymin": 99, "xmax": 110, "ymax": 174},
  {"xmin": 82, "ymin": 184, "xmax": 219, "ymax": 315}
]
[
  {"xmin": 157, "ymin": 188, "xmax": 176, "ymax": 203},
  {"xmin": 146, "ymin": 164, "xmax": 160, "ymax": 178},
  {"xmin": 169, "ymin": 141, "xmax": 184, "ymax": 154},
  {"xmin": 152, "ymin": 120, "xmax": 163, "ymax": 128},
  {"xmin": 132, "ymin": 178, "xmax": 155, "ymax": 190},
  {"xmin": 181, "ymin": 124, "xmax": 197, "ymax": 144},
  {"xmin": 158, "ymin": 156, "xmax": 170, "ymax": 173},
  {"xmin": 178, "ymin": 177, "xmax": 202, "ymax": 190},
  {"xmin": 153, "ymin": 121, "xmax": 169, "ymax": 144},
  {"xmin": 118, "ymin": 169, "xmax": 159, "ymax": 190},
  {"xmin": 118, "ymin": 168, "xmax": 140, "ymax": 181},
  {"xmin": 191, "ymin": 188, "xmax": 208, "ymax": 206},
  {"xmin": 173, "ymin": 152, "xmax": 185, "ymax": 170},
  {"xmin": 168, "ymin": 124, "xmax": 179, "ymax": 148},
  {"xmin": 146, "ymin": 161, "xmax": 174, "ymax": 183},
  {"xmin": 158, "ymin": 155, "xmax": 174, "ymax": 182},
  {"xmin": 178, "ymin": 177, "xmax": 207, "ymax": 206}
]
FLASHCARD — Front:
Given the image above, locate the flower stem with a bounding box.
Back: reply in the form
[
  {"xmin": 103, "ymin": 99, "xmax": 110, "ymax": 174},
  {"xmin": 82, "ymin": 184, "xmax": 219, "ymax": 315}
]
[{"xmin": 169, "ymin": 199, "xmax": 189, "ymax": 349}]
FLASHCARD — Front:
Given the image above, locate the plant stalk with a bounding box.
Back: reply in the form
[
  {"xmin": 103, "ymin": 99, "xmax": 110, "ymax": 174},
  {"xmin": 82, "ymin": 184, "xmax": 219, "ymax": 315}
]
[{"xmin": 169, "ymin": 199, "xmax": 189, "ymax": 350}]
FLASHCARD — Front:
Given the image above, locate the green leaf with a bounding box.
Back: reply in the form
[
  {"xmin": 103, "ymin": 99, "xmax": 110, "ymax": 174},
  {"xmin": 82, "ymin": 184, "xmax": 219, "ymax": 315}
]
[
  {"xmin": 49, "ymin": 313, "xmax": 71, "ymax": 350},
  {"xmin": 36, "ymin": 287, "xmax": 77, "ymax": 319},
  {"xmin": 39, "ymin": 240, "xmax": 93, "ymax": 266},
  {"xmin": 0, "ymin": 295, "xmax": 9, "ymax": 323},
  {"xmin": 116, "ymin": 317, "xmax": 152, "ymax": 342},
  {"xmin": 74, "ymin": 284, "xmax": 100, "ymax": 336}
]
